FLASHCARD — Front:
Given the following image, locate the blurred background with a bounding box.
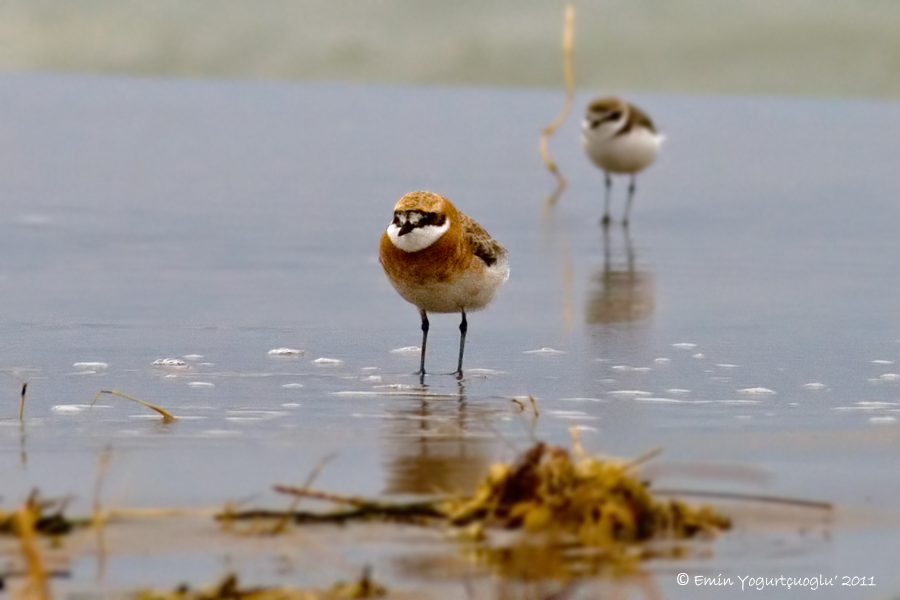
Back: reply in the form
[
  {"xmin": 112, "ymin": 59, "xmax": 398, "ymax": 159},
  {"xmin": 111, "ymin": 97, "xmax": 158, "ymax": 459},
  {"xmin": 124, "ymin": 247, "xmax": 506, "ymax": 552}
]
[{"xmin": 1, "ymin": 0, "xmax": 898, "ymax": 97}]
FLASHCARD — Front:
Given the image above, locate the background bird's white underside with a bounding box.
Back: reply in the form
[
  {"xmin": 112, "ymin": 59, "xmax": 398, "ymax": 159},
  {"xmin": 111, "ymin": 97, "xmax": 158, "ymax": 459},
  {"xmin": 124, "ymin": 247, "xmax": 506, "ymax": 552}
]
[{"xmin": 583, "ymin": 127, "xmax": 663, "ymax": 174}]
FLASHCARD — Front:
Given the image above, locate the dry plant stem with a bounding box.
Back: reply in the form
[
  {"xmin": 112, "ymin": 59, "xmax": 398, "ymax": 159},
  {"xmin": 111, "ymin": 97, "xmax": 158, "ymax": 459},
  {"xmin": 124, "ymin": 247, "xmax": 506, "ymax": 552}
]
[
  {"xmin": 624, "ymin": 447, "xmax": 662, "ymax": 471},
  {"xmin": 218, "ymin": 505, "xmax": 442, "ymax": 525},
  {"xmin": 93, "ymin": 446, "xmax": 113, "ymax": 581},
  {"xmin": 528, "ymin": 395, "xmax": 540, "ymax": 416},
  {"xmin": 106, "ymin": 507, "xmax": 219, "ymax": 519},
  {"xmin": 16, "ymin": 502, "xmax": 52, "ymax": 600},
  {"xmin": 652, "ymin": 489, "xmax": 834, "ymax": 511},
  {"xmin": 541, "ymin": 3, "xmax": 575, "ymax": 205},
  {"xmin": 20, "ymin": 382, "xmax": 27, "ymax": 421},
  {"xmin": 568, "ymin": 423, "xmax": 585, "ymax": 461},
  {"xmin": 268, "ymin": 453, "xmax": 337, "ymax": 534},
  {"xmin": 265, "ymin": 486, "xmax": 445, "ymax": 521},
  {"xmin": 274, "ymin": 487, "xmax": 370, "ymax": 508},
  {"xmin": 91, "ymin": 390, "xmax": 177, "ymax": 423}
]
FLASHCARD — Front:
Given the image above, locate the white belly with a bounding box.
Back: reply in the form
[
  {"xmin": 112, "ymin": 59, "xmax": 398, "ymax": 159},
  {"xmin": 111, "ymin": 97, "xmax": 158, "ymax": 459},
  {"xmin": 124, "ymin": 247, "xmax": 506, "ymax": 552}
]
[
  {"xmin": 583, "ymin": 128, "xmax": 662, "ymax": 174},
  {"xmin": 393, "ymin": 258, "xmax": 509, "ymax": 314}
]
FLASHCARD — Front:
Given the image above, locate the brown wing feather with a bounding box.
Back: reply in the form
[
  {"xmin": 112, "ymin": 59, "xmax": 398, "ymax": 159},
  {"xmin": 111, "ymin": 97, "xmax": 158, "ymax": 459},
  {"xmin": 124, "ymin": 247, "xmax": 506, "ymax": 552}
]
[
  {"xmin": 460, "ymin": 213, "xmax": 506, "ymax": 267},
  {"xmin": 616, "ymin": 103, "xmax": 657, "ymax": 137}
]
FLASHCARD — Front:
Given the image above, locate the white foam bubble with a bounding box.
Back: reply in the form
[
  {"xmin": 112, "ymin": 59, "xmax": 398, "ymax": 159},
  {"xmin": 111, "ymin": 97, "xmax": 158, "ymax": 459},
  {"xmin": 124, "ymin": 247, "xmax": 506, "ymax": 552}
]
[
  {"xmin": 312, "ymin": 358, "xmax": 343, "ymax": 366},
  {"xmin": 389, "ymin": 346, "xmax": 421, "ymax": 354},
  {"xmin": 152, "ymin": 358, "xmax": 186, "ymax": 367},
  {"xmin": 73, "ymin": 362, "xmax": 108, "ymax": 370},
  {"xmin": 464, "ymin": 368, "xmax": 505, "ymax": 377},
  {"xmin": 268, "ymin": 348, "xmax": 305, "ymax": 356},
  {"xmin": 187, "ymin": 381, "xmax": 214, "ymax": 388},
  {"xmin": 559, "ymin": 397, "xmax": 605, "ymax": 403},
  {"xmin": 870, "ymin": 416, "xmax": 897, "ymax": 424},
  {"xmin": 636, "ymin": 397, "xmax": 712, "ymax": 404},
  {"xmin": 737, "ymin": 387, "xmax": 776, "ymax": 396},
  {"xmin": 52, "ymin": 404, "xmax": 89, "ymax": 413}
]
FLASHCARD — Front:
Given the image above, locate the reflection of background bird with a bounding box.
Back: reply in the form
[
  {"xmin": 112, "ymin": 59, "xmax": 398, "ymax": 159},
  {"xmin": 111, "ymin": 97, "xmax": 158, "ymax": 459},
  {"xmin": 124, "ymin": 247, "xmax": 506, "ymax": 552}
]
[
  {"xmin": 381, "ymin": 386, "xmax": 497, "ymax": 497},
  {"xmin": 581, "ymin": 97, "xmax": 663, "ymax": 226},
  {"xmin": 586, "ymin": 227, "xmax": 654, "ymax": 324}
]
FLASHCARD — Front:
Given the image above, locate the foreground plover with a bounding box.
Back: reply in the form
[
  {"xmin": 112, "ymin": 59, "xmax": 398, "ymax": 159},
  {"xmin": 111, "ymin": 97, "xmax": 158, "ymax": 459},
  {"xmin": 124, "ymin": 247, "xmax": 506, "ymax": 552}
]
[
  {"xmin": 379, "ymin": 191, "xmax": 509, "ymax": 379},
  {"xmin": 582, "ymin": 97, "xmax": 663, "ymax": 226}
]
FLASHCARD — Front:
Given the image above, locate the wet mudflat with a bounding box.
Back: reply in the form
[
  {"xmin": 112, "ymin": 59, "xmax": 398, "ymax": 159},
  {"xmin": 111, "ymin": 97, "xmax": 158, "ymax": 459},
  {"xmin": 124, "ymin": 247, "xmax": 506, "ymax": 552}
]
[{"xmin": 1, "ymin": 73, "xmax": 900, "ymax": 598}]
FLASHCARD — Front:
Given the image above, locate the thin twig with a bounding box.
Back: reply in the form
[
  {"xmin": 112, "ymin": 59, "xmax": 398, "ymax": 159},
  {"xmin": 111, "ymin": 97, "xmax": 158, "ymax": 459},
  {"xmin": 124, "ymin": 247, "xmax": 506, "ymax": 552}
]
[
  {"xmin": 271, "ymin": 486, "xmax": 445, "ymax": 519},
  {"xmin": 16, "ymin": 499, "xmax": 52, "ymax": 600},
  {"xmin": 652, "ymin": 488, "xmax": 833, "ymax": 511},
  {"xmin": 528, "ymin": 395, "xmax": 540, "ymax": 416},
  {"xmin": 269, "ymin": 453, "xmax": 337, "ymax": 534},
  {"xmin": 20, "ymin": 382, "xmax": 27, "ymax": 421},
  {"xmin": 540, "ymin": 4, "xmax": 575, "ymax": 205},
  {"xmin": 568, "ymin": 422, "xmax": 585, "ymax": 461},
  {"xmin": 272, "ymin": 487, "xmax": 371, "ymax": 508},
  {"xmin": 2, "ymin": 370, "xmax": 30, "ymax": 421},
  {"xmin": 91, "ymin": 390, "xmax": 177, "ymax": 423},
  {"xmin": 93, "ymin": 446, "xmax": 113, "ymax": 581},
  {"xmin": 623, "ymin": 446, "xmax": 663, "ymax": 471}
]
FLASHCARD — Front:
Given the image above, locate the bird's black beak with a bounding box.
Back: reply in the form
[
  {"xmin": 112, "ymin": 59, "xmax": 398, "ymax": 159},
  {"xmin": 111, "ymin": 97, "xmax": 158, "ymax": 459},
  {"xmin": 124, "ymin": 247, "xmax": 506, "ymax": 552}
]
[{"xmin": 398, "ymin": 221, "xmax": 416, "ymax": 237}]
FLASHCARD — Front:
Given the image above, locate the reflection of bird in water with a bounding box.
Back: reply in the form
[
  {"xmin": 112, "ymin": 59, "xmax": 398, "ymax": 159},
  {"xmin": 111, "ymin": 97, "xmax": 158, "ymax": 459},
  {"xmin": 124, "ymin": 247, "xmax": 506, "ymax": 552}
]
[
  {"xmin": 586, "ymin": 227, "xmax": 654, "ymax": 324},
  {"xmin": 382, "ymin": 382, "xmax": 497, "ymax": 496},
  {"xmin": 581, "ymin": 97, "xmax": 663, "ymax": 227}
]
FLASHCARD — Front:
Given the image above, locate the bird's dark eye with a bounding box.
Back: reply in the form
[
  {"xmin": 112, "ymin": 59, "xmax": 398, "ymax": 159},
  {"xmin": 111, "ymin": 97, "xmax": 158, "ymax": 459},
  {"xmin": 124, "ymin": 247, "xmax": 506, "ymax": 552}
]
[
  {"xmin": 608, "ymin": 111, "xmax": 622, "ymax": 120},
  {"xmin": 392, "ymin": 214, "xmax": 401, "ymax": 225},
  {"xmin": 590, "ymin": 119, "xmax": 602, "ymax": 129}
]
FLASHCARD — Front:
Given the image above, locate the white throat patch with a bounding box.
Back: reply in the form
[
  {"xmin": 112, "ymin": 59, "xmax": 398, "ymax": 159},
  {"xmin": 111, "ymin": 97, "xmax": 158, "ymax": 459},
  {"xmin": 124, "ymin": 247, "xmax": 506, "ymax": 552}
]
[{"xmin": 387, "ymin": 220, "xmax": 450, "ymax": 253}]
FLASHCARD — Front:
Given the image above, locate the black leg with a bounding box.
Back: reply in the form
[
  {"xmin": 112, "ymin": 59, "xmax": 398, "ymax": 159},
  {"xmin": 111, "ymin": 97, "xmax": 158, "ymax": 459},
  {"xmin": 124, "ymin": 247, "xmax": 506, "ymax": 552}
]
[
  {"xmin": 455, "ymin": 311, "xmax": 467, "ymax": 378},
  {"xmin": 602, "ymin": 172, "xmax": 612, "ymax": 227},
  {"xmin": 418, "ymin": 309, "xmax": 429, "ymax": 377},
  {"xmin": 623, "ymin": 175, "xmax": 636, "ymax": 227},
  {"xmin": 602, "ymin": 222, "xmax": 611, "ymax": 274}
]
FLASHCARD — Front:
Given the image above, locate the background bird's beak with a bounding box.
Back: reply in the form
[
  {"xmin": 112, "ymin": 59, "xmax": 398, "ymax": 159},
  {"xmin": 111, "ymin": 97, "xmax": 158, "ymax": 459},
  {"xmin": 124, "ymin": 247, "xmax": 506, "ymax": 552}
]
[{"xmin": 398, "ymin": 221, "xmax": 416, "ymax": 236}]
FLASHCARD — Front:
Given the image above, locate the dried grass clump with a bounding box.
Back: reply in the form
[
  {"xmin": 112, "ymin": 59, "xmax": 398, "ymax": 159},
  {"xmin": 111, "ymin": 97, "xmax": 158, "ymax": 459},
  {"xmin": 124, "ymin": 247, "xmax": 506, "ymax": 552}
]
[
  {"xmin": 136, "ymin": 571, "xmax": 386, "ymax": 600},
  {"xmin": 0, "ymin": 491, "xmax": 85, "ymax": 537},
  {"xmin": 445, "ymin": 443, "xmax": 730, "ymax": 546}
]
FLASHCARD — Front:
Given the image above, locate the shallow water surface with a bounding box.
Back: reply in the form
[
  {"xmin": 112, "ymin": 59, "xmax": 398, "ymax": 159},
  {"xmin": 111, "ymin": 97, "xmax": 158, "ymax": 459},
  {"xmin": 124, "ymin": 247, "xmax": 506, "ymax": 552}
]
[{"xmin": 1, "ymin": 74, "xmax": 900, "ymax": 597}]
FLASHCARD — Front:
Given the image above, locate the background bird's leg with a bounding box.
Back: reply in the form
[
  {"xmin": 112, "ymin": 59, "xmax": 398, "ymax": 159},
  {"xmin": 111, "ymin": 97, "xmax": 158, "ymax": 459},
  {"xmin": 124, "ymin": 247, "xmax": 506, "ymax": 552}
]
[
  {"xmin": 418, "ymin": 309, "xmax": 429, "ymax": 377},
  {"xmin": 602, "ymin": 171, "xmax": 613, "ymax": 227},
  {"xmin": 455, "ymin": 311, "xmax": 468, "ymax": 378},
  {"xmin": 623, "ymin": 174, "xmax": 637, "ymax": 227}
]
